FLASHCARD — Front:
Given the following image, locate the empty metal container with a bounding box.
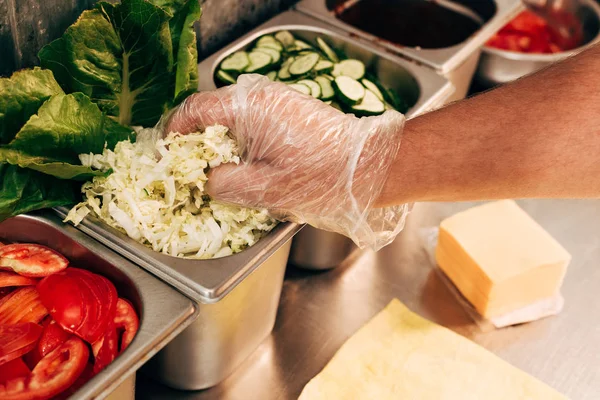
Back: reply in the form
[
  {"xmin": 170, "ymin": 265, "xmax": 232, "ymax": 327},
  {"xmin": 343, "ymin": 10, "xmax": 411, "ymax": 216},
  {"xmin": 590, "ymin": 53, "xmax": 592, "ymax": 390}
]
[
  {"xmin": 0, "ymin": 212, "xmax": 196, "ymax": 400},
  {"xmin": 295, "ymin": 0, "xmax": 523, "ymax": 101},
  {"xmin": 55, "ymin": 206, "xmax": 301, "ymax": 390},
  {"xmin": 196, "ymin": 10, "xmax": 454, "ymax": 270}
]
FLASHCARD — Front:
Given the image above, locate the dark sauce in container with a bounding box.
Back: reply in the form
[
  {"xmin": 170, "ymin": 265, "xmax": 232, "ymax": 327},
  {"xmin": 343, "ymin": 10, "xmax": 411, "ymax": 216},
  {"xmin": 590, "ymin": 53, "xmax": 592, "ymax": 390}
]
[{"xmin": 328, "ymin": 0, "xmax": 490, "ymax": 49}]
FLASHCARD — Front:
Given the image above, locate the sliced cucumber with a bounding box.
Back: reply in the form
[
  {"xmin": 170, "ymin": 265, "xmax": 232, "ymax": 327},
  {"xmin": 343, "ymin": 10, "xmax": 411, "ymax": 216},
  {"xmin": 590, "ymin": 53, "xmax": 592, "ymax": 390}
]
[
  {"xmin": 289, "ymin": 52, "xmax": 320, "ymax": 76},
  {"xmin": 245, "ymin": 51, "xmax": 273, "ymax": 73},
  {"xmin": 329, "ymin": 101, "xmax": 344, "ymax": 112},
  {"xmin": 333, "ymin": 76, "xmax": 365, "ymax": 105},
  {"xmin": 277, "ymin": 57, "xmax": 295, "ymax": 80},
  {"xmin": 220, "ymin": 51, "xmax": 249, "ymax": 72},
  {"xmin": 361, "ymin": 79, "xmax": 384, "ymax": 101},
  {"xmin": 314, "ymin": 76, "xmax": 334, "ymax": 100},
  {"xmin": 294, "ymin": 40, "xmax": 313, "ymax": 50},
  {"xmin": 256, "ymin": 35, "xmax": 283, "ymax": 51},
  {"xmin": 288, "ymin": 83, "xmax": 312, "ymax": 96},
  {"xmin": 216, "ymin": 70, "xmax": 236, "ymax": 85},
  {"xmin": 351, "ymin": 89, "xmax": 385, "ymax": 116},
  {"xmin": 316, "ymin": 37, "xmax": 339, "ymax": 63},
  {"xmin": 314, "ymin": 59, "xmax": 334, "ymax": 73},
  {"xmin": 275, "ymin": 30, "xmax": 295, "ymax": 48},
  {"xmin": 324, "ymin": 100, "xmax": 332, "ymax": 105},
  {"xmin": 254, "ymin": 47, "xmax": 281, "ymax": 64},
  {"xmin": 332, "ymin": 59, "xmax": 365, "ymax": 80},
  {"xmin": 266, "ymin": 70, "xmax": 277, "ymax": 81},
  {"xmin": 297, "ymin": 79, "xmax": 322, "ymax": 98}
]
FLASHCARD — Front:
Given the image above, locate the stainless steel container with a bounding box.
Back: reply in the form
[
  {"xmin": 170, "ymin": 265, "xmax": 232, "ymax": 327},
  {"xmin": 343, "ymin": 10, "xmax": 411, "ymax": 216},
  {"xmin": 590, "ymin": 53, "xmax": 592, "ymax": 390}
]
[
  {"xmin": 0, "ymin": 212, "xmax": 196, "ymax": 400},
  {"xmin": 54, "ymin": 207, "xmax": 302, "ymax": 390},
  {"xmin": 475, "ymin": 0, "xmax": 600, "ymax": 88},
  {"xmin": 196, "ymin": 10, "xmax": 454, "ymax": 270},
  {"xmin": 295, "ymin": 0, "xmax": 523, "ymax": 102}
]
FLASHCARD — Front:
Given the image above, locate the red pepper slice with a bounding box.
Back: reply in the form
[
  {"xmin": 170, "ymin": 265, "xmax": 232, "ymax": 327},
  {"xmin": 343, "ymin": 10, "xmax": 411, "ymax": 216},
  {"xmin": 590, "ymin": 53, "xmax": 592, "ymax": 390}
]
[
  {"xmin": 0, "ymin": 323, "xmax": 43, "ymax": 366},
  {"xmin": 0, "ymin": 272, "xmax": 38, "ymax": 288},
  {"xmin": 114, "ymin": 298, "xmax": 139, "ymax": 353},
  {"xmin": 0, "ymin": 358, "xmax": 30, "ymax": 383},
  {"xmin": 0, "ymin": 287, "xmax": 48, "ymax": 324},
  {"xmin": 0, "ymin": 336, "xmax": 89, "ymax": 400},
  {"xmin": 0, "ymin": 244, "xmax": 68, "ymax": 278},
  {"xmin": 37, "ymin": 268, "xmax": 118, "ymax": 344}
]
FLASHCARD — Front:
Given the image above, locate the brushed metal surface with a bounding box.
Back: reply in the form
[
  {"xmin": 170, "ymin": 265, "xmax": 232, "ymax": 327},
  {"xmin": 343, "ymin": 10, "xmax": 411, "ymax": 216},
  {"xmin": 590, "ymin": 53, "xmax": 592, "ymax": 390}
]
[
  {"xmin": 0, "ymin": 212, "xmax": 196, "ymax": 400},
  {"xmin": 137, "ymin": 199, "xmax": 600, "ymax": 399},
  {"xmin": 196, "ymin": 10, "xmax": 454, "ymax": 271},
  {"xmin": 475, "ymin": 0, "xmax": 600, "ymax": 88}
]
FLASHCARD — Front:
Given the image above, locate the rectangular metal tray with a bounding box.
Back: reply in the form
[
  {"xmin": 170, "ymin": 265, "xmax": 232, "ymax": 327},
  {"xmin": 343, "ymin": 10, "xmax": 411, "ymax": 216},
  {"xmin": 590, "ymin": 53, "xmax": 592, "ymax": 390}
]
[
  {"xmin": 0, "ymin": 212, "xmax": 197, "ymax": 400},
  {"xmin": 197, "ymin": 10, "xmax": 454, "ymax": 117},
  {"xmin": 295, "ymin": 0, "xmax": 523, "ymax": 75},
  {"xmin": 53, "ymin": 208, "xmax": 301, "ymax": 303}
]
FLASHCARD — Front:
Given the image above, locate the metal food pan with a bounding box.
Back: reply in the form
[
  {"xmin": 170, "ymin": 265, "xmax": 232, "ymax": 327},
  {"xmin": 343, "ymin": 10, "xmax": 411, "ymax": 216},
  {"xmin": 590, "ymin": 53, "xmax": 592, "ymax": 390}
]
[
  {"xmin": 197, "ymin": 10, "xmax": 453, "ymax": 271},
  {"xmin": 54, "ymin": 206, "xmax": 301, "ymax": 390},
  {"xmin": 0, "ymin": 212, "xmax": 196, "ymax": 400},
  {"xmin": 295, "ymin": 0, "xmax": 523, "ymax": 101}
]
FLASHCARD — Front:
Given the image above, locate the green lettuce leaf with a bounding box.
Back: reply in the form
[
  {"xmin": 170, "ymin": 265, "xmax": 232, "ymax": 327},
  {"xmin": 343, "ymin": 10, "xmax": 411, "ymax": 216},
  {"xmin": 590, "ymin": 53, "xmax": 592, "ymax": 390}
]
[
  {"xmin": 39, "ymin": 0, "xmax": 201, "ymax": 128},
  {"xmin": 1, "ymin": 93, "xmax": 133, "ymax": 180},
  {"xmin": 0, "ymin": 68, "xmax": 64, "ymax": 144},
  {"xmin": 0, "ymin": 164, "xmax": 80, "ymax": 221}
]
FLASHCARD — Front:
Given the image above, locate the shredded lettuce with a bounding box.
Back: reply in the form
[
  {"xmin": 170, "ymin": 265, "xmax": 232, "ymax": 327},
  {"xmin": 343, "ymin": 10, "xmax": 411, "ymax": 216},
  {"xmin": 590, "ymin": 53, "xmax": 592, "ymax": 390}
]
[{"xmin": 65, "ymin": 125, "xmax": 277, "ymax": 259}]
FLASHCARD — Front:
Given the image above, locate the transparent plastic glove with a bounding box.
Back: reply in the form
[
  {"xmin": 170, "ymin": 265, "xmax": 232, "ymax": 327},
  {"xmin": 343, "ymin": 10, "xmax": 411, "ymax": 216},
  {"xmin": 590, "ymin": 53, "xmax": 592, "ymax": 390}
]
[{"xmin": 166, "ymin": 74, "xmax": 409, "ymax": 251}]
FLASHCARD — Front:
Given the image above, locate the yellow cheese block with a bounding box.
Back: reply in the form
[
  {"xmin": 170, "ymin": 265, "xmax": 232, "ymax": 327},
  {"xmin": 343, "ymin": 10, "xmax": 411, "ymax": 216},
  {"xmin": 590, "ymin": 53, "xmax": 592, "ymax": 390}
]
[
  {"xmin": 299, "ymin": 299, "xmax": 566, "ymax": 400},
  {"xmin": 436, "ymin": 200, "xmax": 570, "ymax": 318}
]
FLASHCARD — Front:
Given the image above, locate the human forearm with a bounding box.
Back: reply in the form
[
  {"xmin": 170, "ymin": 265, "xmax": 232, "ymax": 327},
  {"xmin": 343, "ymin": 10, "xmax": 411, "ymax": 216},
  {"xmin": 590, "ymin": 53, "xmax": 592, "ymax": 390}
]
[{"xmin": 376, "ymin": 44, "xmax": 600, "ymax": 207}]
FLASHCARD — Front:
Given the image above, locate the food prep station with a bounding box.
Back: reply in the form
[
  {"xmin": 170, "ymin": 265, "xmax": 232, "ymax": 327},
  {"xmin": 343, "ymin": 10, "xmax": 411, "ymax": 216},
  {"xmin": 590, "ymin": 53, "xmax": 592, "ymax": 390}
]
[{"xmin": 2, "ymin": 0, "xmax": 600, "ymax": 399}]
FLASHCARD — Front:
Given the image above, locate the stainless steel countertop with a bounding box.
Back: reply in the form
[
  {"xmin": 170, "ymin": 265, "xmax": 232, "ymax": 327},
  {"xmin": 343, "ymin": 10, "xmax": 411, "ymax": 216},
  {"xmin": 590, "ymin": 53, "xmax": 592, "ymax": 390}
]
[{"xmin": 137, "ymin": 199, "xmax": 600, "ymax": 400}]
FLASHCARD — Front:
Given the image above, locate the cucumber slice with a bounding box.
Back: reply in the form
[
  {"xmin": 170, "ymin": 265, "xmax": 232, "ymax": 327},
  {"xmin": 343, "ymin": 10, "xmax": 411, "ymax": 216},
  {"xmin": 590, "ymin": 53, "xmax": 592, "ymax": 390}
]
[
  {"xmin": 333, "ymin": 76, "xmax": 365, "ymax": 105},
  {"xmin": 361, "ymin": 79, "xmax": 385, "ymax": 101},
  {"xmin": 256, "ymin": 35, "xmax": 283, "ymax": 51},
  {"xmin": 216, "ymin": 70, "xmax": 236, "ymax": 85},
  {"xmin": 324, "ymin": 100, "xmax": 332, "ymax": 104},
  {"xmin": 314, "ymin": 76, "xmax": 334, "ymax": 100},
  {"xmin": 275, "ymin": 30, "xmax": 295, "ymax": 48},
  {"xmin": 220, "ymin": 51, "xmax": 249, "ymax": 72},
  {"xmin": 288, "ymin": 83, "xmax": 312, "ymax": 96},
  {"xmin": 277, "ymin": 57, "xmax": 295, "ymax": 80},
  {"xmin": 246, "ymin": 51, "xmax": 273, "ymax": 73},
  {"xmin": 314, "ymin": 60, "xmax": 334, "ymax": 73},
  {"xmin": 297, "ymin": 79, "xmax": 322, "ymax": 98},
  {"xmin": 329, "ymin": 101, "xmax": 344, "ymax": 112},
  {"xmin": 294, "ymin": 40, "xmax": 313, "ymax": 50},
  {"xmin": 289, "ymin": 52, "xmax": 320, "ymax": 76},
  {"xmin": 332, "ymin": 59, "xmax": 365, "ymax": 80},
  {"xmin": 254, "ymin": 47, "xmax": 281, "ymax": 64},
  {"xmin": 266, "ymin": 70, "xmax": 277, "ymax": 81},
  {"xmin": 351, "ymin": 89, "xmax": 385, "ymax": 116},
  {"xmin": 316, "ymin": 37, "xmax": 339, "ymax": 63}
]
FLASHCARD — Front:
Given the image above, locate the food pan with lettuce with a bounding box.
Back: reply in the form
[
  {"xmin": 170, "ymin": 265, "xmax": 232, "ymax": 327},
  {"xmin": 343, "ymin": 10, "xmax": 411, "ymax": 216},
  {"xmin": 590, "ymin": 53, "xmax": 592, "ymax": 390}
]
[{"xmin": 0, "ymin": 0, "xmax": 277, "ymax": 260}]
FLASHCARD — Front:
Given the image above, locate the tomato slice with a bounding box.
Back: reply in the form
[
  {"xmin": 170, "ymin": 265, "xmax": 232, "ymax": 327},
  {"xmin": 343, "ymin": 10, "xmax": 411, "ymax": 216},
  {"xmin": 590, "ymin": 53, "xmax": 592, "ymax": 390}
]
[
  {"xmin": 0, "ymin": 336, "xmax": 89, "ymax": 400},
  {"xmin": 52, "ymin": 362, "xmax": 94, "ymax": 400},
  {"xmin": 39, "ymin": 318, "xmax": 71, "ymax": 358},
  {"xmin": 0, "ymin": 358, "xmax": 30, "ymax": 383},
  {"xmin": 0, "ymin": 287, "xmax": 48, "ymax": 324},
  {"xmin": 37, "ymin": 268, "xmax": 118, "ymax": 344},
  {"xmin": 0, "ymin": 272, "xmax": 38, "ymax": 288},
  {"xmin": 0, "ymin": 244, "xmax": 68, "ymax": 278},
  {"xmin": 0, "ymin": 323, "xmax": 43, "ymax": 366},
  {"xmin": 114, "ymin": 298, "xmax": 139, "ymax": 353},
  {"xmin": 92, "ymin": 321, "xmax": 118, "ymax": 374}
]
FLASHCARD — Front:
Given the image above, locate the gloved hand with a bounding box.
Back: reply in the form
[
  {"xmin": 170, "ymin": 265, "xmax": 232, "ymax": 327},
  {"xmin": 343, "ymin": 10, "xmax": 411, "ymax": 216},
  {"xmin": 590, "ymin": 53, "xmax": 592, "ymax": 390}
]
[{"xmin": 166, "ymin": 74, "xmax": 409, "ymax": 250}]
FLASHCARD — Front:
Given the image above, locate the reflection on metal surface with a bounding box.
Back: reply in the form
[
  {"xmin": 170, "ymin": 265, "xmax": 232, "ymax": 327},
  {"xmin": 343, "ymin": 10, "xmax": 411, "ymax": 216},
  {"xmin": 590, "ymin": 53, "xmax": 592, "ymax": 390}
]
[
  {"xmin": 138, "ymin": 200, "xmax": 600, "ymax": 400},
  {"xmin": 0, "ymin": 212, "xmax": 196, "ymax": 400}
]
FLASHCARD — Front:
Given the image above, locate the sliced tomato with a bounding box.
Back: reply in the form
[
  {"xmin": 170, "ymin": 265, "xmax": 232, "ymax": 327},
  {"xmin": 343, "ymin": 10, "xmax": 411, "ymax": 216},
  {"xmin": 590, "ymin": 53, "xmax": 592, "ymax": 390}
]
[
  {"xmin": 114, "ymin": 298, "xmax": 139, "ymax": 353},
  {"xmin": 92, "ymin": 321, "xmax": 118, "ymax": 374},
  {"xmin": 0, "ymin": 287, "xmax": 48, "ymax": 324},
  {"xmin": 0, "ymin": 336, "xmax": 89, "ymax": 400},
  {"xmin": 0, "ymin": 358, "xmax": 30, "ymax": 383},
  {"xmin": 0, "ymin": 272, "xmax": 38, "ymax": 288},
  {"xmin": 37, "ymin": 268, "xmax": 118, "ymax": 344},
  {"xmin": 0, "ymin": 323, "xmax": 43, "ymax": 366},
  {"xmin": 0, "ymin": 244, "xmax": 68, "ymax": 278},
  {"xmin": 52, "ymin": 362, "xmax": 94, "ymax": 400},
  {"xmin": 39, "ymin": 318, "xmax": 71, "ymax": 358}
]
